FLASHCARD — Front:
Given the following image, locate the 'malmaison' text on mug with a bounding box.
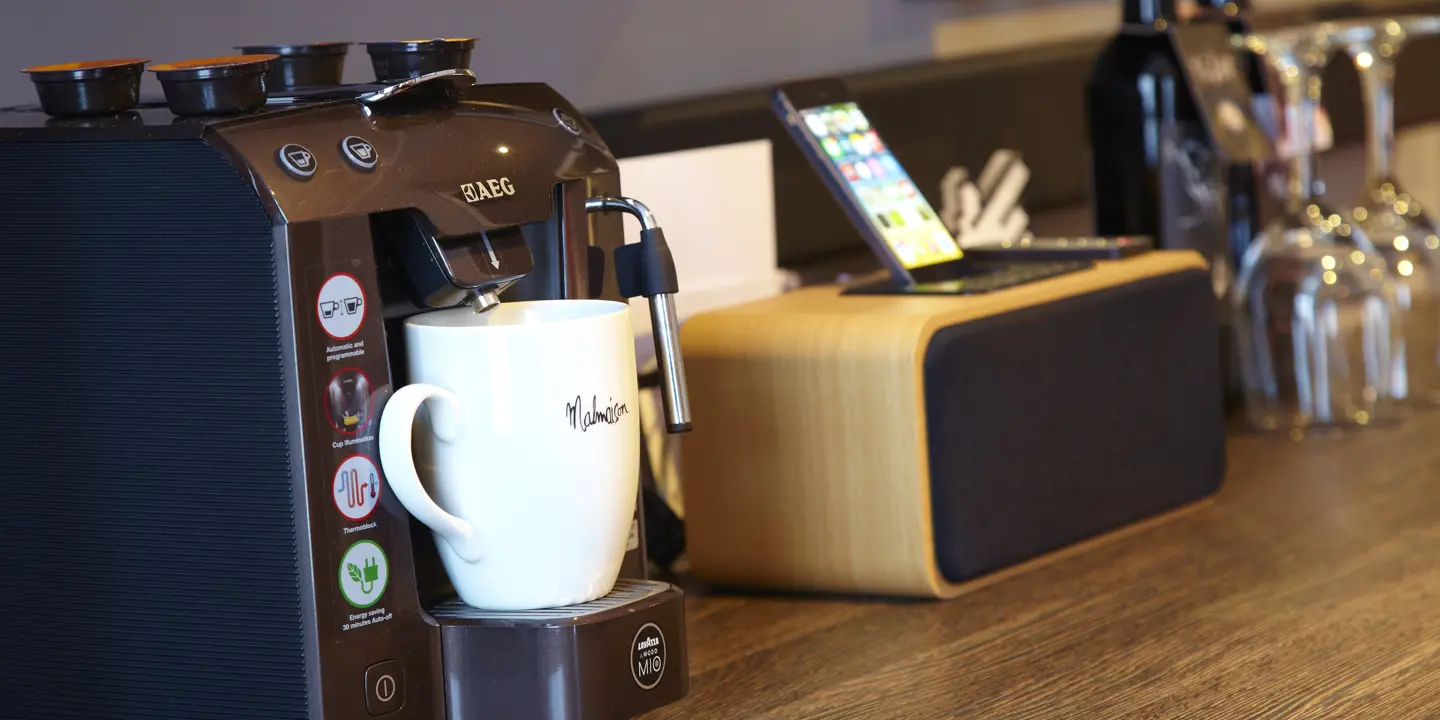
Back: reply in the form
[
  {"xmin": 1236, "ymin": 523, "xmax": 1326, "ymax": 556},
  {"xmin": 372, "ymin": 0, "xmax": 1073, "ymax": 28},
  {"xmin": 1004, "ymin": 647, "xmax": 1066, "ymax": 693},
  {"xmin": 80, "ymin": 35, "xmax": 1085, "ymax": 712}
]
[{"xmin": 566, "ymin": 395, "xmax": 630, "ymax": 432}]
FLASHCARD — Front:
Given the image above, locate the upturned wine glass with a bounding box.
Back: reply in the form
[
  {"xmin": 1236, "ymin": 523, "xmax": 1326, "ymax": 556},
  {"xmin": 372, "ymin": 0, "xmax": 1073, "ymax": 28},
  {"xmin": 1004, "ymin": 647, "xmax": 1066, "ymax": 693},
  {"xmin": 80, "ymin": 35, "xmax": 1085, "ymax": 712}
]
[
  {"xmin": 1233, "ymin": 26, "xmax": 1398, "ymax": 432},
  {"xmin": 1336, "ymin": 16, "xmax": 1440, "ymax": 405}
]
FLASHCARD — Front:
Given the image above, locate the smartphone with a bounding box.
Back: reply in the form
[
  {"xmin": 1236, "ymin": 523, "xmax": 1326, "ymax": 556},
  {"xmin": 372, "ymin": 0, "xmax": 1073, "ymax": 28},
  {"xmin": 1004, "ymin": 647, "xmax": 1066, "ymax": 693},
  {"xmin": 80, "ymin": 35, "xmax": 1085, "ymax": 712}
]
[
  {"xmin": 962, "ymin": 235, "xmax": 1154, "ymax": 262},
  {"xmin": 774, "ymin": 79, "xmax": 963, "ymax": 285}
]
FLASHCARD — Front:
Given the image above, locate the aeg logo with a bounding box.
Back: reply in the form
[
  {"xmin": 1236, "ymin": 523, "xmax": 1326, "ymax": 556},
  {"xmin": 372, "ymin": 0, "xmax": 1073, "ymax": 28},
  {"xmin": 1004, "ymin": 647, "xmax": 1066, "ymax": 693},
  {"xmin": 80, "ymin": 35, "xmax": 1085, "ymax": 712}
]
[{"xmin": 460, "ymin": 177, "xmax": 516, "ymax": 203}]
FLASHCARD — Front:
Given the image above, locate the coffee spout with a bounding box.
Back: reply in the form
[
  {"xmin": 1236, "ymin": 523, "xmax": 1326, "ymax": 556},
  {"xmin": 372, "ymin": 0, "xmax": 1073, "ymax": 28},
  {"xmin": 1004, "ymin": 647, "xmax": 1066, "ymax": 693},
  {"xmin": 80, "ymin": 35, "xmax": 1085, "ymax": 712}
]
[
  {"xmin": 585, "ymin": 197, "xmax": 692, "ymax": 433},
  {"xmin": 470, "ymin": 289, "xmax": 501, "ymax": 314}
]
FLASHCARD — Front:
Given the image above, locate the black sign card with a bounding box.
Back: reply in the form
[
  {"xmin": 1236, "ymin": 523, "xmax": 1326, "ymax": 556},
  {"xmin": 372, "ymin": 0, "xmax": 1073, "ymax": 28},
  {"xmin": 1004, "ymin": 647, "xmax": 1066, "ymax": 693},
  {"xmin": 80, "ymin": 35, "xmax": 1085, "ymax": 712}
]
[{"xmin": 1169, "ymin": 24, "xmax": 1275, "ymax": 163}]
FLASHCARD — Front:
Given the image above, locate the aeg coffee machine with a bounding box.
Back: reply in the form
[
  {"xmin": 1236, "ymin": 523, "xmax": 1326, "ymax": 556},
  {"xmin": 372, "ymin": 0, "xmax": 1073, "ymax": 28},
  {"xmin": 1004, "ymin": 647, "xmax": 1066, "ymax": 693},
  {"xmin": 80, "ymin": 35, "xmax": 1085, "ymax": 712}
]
[{"xmin": 0, "ymin": 55, "xmax": 690, "ymax": 719}]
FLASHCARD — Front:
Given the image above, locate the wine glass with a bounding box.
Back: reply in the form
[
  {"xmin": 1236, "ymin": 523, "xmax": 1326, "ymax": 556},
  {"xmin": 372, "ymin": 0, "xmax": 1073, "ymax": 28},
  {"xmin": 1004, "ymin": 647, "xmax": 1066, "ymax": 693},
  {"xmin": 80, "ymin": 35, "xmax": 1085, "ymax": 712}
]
[
  {"xmin": 1338, "ymin": 16, "xmax": 1440, "ymax": 405},
  {"xmin": 1233, "ymin": 26, "xmax": 1398, "ymax": 432}
]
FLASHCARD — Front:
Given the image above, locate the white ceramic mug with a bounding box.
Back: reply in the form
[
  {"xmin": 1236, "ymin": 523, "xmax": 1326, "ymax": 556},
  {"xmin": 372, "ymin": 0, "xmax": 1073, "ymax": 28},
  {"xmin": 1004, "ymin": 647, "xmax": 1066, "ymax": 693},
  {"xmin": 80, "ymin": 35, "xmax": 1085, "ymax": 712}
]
[{"xmin": 378, "ymin": 300, "xmax": 641, "ymax": 610}]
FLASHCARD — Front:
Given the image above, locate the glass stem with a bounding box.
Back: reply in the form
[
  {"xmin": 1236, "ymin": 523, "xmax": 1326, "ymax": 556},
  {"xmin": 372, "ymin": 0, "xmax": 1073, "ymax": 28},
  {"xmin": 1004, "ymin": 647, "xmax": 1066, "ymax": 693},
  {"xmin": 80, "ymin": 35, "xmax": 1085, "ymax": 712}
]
[
  {"xmin": 1280, "ymin": 62, "xmax": 1316, "ymax": 214},
  {"xmin": 1356, "ymin": 44, "xmax": 1398, "ymax": 187}
]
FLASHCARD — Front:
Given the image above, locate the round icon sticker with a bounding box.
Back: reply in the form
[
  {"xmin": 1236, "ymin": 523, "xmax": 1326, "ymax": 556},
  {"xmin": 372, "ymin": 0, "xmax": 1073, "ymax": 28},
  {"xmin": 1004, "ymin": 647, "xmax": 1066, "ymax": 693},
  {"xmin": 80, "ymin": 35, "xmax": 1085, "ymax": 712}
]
[
  {"xmin": 325, "ymin": 368, "xmax": 373, "ymax": 434},
  {"xmin": 333, "ymin": 455, "xmax": 382, "ymax": 522},
  {"xmin": 631, "ymin": 622, "xmax": 667, "ymax": 690},
  {"xmin": 339, "ymin": 539, "xmax": 389, "ymax": 608},
  {"xmin": 317, "ymin": 273, "xmax": 366, "ymax": 340}
]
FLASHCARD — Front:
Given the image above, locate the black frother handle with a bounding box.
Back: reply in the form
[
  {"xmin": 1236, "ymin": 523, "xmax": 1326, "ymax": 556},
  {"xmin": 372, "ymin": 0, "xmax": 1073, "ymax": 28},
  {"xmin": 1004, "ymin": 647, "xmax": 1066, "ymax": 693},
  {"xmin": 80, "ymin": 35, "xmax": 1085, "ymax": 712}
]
[{"xmin": 614, "ymin": 228, "xmax": 680, "ymax": 298}]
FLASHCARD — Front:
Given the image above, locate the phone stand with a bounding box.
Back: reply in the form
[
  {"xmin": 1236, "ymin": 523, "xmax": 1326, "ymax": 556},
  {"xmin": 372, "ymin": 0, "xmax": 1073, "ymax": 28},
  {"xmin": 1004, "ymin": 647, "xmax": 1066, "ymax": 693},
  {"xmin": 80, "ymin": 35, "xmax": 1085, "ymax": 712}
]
[{"xmin": 841, "ymin": 258, "xmax": 1091, "ymax": 296}]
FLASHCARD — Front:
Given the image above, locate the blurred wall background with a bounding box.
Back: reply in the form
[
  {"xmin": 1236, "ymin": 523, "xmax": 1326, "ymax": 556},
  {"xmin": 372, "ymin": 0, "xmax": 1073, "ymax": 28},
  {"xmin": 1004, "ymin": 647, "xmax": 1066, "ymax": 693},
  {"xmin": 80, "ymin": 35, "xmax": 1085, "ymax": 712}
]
[{"xmin": 0, "ymin": 0, "xmax": 1061, "ymax": 111}]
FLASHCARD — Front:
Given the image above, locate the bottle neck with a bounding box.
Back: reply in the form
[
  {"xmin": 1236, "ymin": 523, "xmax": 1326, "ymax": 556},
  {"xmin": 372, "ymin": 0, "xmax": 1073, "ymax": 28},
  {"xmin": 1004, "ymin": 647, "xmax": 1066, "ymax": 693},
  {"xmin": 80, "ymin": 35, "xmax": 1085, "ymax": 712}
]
[
  {"xmin": 1176, "ymin": 0, "xmax": 1248, "ymax": 24},
  {"xmin": 1123, "ymin": 0, "xmax": 1177, "ymax": 25},
  {"xmin": 1191, "ymin": 0, "xmax": 1248, "ymax": 9}
]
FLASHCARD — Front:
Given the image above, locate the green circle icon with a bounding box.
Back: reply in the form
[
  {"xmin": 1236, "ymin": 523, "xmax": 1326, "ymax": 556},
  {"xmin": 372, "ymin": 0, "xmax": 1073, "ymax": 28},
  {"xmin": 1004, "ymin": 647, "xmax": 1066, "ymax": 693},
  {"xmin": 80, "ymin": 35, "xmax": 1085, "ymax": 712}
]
[{"xmin": 339, "ymin": 539, "xmax": 389, "ymax": 608}]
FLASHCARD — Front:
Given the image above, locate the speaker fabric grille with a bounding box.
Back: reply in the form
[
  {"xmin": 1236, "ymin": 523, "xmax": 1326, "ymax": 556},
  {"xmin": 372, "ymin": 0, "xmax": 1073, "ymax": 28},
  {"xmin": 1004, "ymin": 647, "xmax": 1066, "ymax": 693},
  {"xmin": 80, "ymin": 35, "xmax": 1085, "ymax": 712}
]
[
  {"xmin": 923, "ymin": 270, "xmax": 1226, "ymax": 582},
  {"xmin": 0, "ymin": 140, "xmax": 308, "ymax": 719}
]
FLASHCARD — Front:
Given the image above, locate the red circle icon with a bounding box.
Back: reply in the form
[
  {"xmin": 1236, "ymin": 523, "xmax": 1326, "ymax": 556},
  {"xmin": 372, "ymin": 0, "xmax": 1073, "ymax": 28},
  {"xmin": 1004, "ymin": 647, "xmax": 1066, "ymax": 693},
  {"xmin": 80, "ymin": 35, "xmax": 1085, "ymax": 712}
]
[
  {"xmin": 325, "ymin": 368, "xmax": 373, "ymax": 434},
  {"xmin": 333, "ymin": 454, "xmax": 383, "ymax": 522}
]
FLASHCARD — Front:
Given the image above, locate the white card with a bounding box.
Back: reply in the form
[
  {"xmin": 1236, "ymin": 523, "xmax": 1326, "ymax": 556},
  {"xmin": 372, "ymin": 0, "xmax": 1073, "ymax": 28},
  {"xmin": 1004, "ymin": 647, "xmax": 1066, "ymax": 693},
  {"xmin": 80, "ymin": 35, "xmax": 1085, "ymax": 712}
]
[{"xmin": 616, "ymin": 140, "xmax": 788, "ymax": 360}]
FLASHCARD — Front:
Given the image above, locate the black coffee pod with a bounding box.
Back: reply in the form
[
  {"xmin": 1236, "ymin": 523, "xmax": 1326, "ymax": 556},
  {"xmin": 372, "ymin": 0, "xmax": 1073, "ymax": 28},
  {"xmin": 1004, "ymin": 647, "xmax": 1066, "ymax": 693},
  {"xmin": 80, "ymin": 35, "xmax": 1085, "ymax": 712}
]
[
  {"xmin": 149, "ymin": 54, "xmax": 277, "ymax": 116},
  {"xmin": 364, "ymin": 38, "xmax": 475, "ymax": 82},
  {"xmin": 235, "ymin": 42, "xmax": 350, "ymax": 91},
  {"xmin": 22, "ymin": 58, "xmax": 149, "ymax": 118}
]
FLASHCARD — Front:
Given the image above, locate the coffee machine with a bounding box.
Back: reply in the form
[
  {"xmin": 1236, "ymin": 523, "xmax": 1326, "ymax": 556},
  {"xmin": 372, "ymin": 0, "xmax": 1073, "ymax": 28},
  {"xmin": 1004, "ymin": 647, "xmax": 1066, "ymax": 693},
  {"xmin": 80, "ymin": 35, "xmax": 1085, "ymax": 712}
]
[{"xmin": 0, "ymin": 54, "xmax": 690, "ymax": 719}]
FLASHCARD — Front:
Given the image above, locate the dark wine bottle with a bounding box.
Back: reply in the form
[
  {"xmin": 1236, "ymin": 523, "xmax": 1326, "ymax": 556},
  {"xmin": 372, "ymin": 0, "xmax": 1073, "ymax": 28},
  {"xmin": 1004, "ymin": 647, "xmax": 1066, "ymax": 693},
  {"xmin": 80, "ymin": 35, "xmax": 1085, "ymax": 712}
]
[
  {"xmin": 1088, "ymin": 0, "xmax": 1227, "ymax": 273},
  {"xmin": 1088, "ymin": 0, "xmax": 1259, "ymax": 413},
  {"xmin": 1090, "ymin": 0, "xmax": 1270, "ymax": 282}
]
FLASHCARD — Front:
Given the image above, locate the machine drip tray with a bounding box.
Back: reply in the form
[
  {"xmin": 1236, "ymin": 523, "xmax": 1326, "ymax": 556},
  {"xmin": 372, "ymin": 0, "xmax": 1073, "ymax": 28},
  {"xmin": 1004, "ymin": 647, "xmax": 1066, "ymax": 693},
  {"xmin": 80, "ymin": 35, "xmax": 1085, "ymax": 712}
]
[
  {"xmin": 429, "ymin": 580, "xmax": 688, "ymax": 720},
  {"xmin": 430, "ymin": 579, "xmax": 669, "ymax": 624}
]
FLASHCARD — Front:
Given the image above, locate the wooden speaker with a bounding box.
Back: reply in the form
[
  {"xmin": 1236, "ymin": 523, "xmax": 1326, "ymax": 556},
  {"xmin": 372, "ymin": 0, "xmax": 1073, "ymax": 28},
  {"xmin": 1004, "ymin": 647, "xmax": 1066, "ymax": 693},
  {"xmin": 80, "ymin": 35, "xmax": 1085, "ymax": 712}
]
[{"xmin": 677, "ymin": 251, "xmax": 1225, "ymax": 597}]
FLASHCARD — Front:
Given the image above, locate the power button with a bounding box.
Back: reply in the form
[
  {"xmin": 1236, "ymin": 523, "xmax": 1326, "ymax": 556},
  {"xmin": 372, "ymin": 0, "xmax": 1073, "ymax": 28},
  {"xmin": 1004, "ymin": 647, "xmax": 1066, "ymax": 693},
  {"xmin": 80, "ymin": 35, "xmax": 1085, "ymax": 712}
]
[{"xmin": 364, "ymin": 660, "xmax": 404, "ymax": 715}]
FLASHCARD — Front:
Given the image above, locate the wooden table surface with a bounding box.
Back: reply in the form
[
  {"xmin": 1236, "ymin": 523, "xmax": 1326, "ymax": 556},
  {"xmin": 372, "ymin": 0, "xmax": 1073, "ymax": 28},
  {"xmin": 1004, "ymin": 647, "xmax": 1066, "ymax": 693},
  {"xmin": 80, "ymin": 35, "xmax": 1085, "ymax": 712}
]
[{"xmin": 644, "ymin": 412, "xmax": 1440, "ymax": 719}]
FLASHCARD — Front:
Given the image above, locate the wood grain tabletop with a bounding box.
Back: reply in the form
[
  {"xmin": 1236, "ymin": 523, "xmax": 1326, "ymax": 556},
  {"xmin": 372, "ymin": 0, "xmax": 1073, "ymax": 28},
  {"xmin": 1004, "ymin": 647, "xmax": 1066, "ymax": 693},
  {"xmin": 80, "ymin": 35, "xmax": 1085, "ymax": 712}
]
[{"xmin": 643, "ymin": 413, "xmax": 1440, "ymax": 719}]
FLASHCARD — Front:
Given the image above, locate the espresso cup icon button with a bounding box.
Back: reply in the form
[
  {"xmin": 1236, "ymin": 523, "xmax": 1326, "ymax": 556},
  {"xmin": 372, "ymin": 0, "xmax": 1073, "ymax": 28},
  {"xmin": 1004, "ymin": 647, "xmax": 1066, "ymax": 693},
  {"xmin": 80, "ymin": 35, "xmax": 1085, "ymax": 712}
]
[
  {"xmin": 277, "ymin": 143, "xmax": 317, "ymax": 180},
  {"xmin": 341, "ymin": 136, "xmax": 379, "ymax": 171}
]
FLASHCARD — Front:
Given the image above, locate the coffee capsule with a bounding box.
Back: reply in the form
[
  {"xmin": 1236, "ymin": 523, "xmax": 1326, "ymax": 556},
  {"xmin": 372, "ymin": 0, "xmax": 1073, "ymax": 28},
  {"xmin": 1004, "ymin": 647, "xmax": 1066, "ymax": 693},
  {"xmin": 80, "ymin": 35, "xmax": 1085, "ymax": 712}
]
[
  {"xmin": 149, "ymin": 55, "xmax": 277, "ymax": 116},
  {"xmin": 235, "ymin": 42, "xmax": 350, "ymax": 91},
  {"xmin": 364, "ymin": 38, "xmax": 475, "ymax": 82},
  {"xmin": 22, "ymin": 58, "xmax": 148, "ymax": 118}
]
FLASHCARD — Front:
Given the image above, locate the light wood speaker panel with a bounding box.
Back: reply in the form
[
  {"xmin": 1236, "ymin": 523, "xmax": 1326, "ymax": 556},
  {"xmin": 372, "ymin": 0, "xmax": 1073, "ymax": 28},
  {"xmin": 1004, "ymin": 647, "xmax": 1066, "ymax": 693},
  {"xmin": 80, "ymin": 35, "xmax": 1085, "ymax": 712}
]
[{"xmin": 679, "ymin": 251, "xmax": 1209, "ymax": 597}]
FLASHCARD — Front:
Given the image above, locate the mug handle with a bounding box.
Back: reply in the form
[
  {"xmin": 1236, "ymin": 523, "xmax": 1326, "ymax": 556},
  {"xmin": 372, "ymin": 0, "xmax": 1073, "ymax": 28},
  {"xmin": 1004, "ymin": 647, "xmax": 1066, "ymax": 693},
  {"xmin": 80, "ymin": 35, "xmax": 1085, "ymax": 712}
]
[{"xmin": 378, "ymin": 383, "xmax": 483, "ymax": 562}]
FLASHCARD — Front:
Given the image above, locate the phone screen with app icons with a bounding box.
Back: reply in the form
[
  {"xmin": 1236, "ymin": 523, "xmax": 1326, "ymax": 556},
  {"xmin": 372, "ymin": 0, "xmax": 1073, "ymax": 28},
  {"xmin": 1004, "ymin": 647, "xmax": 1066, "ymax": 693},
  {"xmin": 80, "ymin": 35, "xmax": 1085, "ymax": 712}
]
[{"xmin": 797, "ymin": 102, "xmax": 962, "ymax": 269}]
